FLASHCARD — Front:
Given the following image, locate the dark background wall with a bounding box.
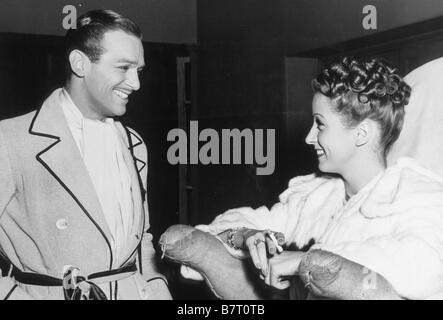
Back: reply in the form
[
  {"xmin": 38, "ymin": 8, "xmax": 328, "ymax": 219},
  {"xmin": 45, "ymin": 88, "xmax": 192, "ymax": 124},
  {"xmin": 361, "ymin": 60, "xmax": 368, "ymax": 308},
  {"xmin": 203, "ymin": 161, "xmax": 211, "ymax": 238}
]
[
  {"xmin": 283, "ymin": 0, "xmax": 443, "ymax": 54},
  {"xmin": 0, "ymin": 0, "xmax": 197, "ymax": 44},
  {"xmin": 191, "ymin": 2, "xmax": 314, "ymax": 224}
]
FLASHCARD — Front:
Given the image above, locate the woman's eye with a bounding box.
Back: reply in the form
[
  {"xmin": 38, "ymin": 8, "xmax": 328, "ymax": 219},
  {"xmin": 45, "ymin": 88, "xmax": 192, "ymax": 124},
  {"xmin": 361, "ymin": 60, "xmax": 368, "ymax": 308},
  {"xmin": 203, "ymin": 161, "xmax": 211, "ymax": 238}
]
[
  {"xmin": 315, "ymin": 119, "xmax": 324, "ymax": 130},
  {"xmin": 118, "ymin": 66, "xmax": 130, "ymax": 71}
]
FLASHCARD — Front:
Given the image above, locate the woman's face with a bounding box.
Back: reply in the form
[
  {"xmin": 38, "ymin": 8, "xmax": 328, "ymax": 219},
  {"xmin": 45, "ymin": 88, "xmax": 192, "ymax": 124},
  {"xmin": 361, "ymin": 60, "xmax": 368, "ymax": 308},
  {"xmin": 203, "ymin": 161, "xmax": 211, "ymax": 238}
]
[{"xmin": 305, "ymin": 93, "xmax": 357, "ymax": 175}]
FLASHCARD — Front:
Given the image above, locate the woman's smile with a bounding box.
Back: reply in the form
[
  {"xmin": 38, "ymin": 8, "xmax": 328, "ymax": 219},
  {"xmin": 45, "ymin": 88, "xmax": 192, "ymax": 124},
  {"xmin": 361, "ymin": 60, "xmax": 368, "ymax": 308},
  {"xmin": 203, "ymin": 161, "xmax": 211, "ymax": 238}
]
[{"xmin": 315, "ymin": 148, "xmax": 325, "ymax": 158}]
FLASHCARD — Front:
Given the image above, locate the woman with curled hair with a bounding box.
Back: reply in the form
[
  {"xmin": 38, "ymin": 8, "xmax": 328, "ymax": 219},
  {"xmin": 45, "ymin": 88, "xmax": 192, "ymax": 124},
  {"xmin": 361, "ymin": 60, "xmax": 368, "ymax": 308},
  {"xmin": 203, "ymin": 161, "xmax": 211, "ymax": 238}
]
[
  {"xmin": 167, "ymin": 57, "xmax": 443, "ymax": 299},
  {"xmin": 305, "ymin": 57, "xmax": 411, "ymax": 194},
  {"xmin": 311, "ymin": 57, "xmax": 410, "ymax": 159}
]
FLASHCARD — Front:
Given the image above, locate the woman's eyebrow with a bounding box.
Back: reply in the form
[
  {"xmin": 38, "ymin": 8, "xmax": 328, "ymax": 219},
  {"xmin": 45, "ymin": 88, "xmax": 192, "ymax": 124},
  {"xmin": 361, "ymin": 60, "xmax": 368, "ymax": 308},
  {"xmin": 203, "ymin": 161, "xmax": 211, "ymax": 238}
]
[{"xmin": 313, "ymin": 113, "xmax": 325, "ymax": 119}]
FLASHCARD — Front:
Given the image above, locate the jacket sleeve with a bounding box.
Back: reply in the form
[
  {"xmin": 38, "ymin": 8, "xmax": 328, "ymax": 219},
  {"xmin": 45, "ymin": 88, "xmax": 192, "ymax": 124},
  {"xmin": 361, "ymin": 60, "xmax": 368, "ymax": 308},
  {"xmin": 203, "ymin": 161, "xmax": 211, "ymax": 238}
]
[
  {"xmin": 196, "ymin": 174, "xmax": 344, "ymax": 252},
  {"xmin": 0, "ymin": 126, "xmax": 33, "ymax": 299}
]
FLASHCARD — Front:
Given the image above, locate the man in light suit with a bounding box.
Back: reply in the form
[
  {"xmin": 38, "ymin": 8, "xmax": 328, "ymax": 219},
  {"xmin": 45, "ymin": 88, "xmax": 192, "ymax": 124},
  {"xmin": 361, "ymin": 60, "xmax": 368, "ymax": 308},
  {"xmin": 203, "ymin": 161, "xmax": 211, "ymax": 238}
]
[{"xmin": 0, "ymin": 9, "xmax": 172, "ymax": 299}]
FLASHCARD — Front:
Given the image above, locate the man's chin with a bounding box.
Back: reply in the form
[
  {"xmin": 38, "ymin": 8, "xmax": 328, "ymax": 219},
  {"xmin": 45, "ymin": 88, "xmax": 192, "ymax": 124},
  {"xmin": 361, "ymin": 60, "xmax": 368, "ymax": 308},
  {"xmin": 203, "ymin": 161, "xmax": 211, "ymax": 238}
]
[
  {"xmin": 116, "ymin": 108, "xmax": 127, "ymax": 116},
  {"xmin": 110, "ymin": 104, "xmax": 127, "ymax": 117}
]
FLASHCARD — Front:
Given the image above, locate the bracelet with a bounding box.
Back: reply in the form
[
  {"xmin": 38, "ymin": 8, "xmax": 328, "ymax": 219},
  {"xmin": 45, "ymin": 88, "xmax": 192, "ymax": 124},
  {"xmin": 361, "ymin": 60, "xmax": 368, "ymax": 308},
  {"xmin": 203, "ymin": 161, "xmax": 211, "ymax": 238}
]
[{"xmin": 226, "ymin": 228, "xmax": 241, "ymax": 250}]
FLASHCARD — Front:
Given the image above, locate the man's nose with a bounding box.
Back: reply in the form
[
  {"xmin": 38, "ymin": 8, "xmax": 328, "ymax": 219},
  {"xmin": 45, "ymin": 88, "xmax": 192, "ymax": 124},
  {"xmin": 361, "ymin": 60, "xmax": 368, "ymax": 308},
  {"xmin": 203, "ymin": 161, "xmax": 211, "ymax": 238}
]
[
  {"xmin": 127, "ymin": 70, "xmax": 140, "ymax": 91},
  {"xmin": 305, "ymin": 126, "xmax": 317, "ymax": 145}
]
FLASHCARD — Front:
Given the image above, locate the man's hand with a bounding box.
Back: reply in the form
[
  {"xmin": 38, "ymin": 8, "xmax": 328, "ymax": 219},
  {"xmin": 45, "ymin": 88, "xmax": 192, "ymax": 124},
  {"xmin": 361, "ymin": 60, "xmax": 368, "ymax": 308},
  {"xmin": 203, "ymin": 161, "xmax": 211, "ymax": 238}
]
[{"xmin": 263, "ymin": 251, "xmax": 306, "ymax": 290}]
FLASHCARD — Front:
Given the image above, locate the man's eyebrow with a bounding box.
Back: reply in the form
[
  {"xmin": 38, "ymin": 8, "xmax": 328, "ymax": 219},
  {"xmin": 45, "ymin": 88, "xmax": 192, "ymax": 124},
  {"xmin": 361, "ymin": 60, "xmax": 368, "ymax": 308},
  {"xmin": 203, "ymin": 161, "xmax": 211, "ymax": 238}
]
[{"xmin": 116, "ymin": 58, "xmax": 143, "ymax": 66}]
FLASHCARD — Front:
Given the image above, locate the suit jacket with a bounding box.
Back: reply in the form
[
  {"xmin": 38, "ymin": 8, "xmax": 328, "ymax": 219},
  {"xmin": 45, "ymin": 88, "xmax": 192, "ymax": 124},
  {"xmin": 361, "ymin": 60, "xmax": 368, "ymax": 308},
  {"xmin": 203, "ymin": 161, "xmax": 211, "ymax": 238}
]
[{"xmin": 0, "ymin": 89, "xmax": 171, "ymax": 299}]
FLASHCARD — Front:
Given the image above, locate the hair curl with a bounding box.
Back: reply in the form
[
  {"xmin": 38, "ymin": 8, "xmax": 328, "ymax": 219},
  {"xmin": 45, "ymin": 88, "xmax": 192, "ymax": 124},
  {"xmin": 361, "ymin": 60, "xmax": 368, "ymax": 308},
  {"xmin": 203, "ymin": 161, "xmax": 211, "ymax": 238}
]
[{"xmin": 312, "ymin": 57, "xmax": 411, "ymax": 158}]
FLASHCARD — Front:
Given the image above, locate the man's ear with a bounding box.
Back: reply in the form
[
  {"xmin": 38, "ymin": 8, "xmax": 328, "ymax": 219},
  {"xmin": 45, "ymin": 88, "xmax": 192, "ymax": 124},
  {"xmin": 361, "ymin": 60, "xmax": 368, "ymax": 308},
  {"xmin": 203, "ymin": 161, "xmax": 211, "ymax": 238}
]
[
  {"xmin": 355, "ymin": 120, "xmax": 371, "ymax": 147},
  {"xmin": 68, "ymin": 50, "xmax": 90, "ymax": 78}
]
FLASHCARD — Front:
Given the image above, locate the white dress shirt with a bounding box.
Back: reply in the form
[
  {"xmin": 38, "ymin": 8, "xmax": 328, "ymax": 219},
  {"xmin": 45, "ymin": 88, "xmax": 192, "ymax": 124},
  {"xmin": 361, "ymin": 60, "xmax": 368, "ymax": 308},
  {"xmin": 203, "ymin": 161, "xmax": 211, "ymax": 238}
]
[{"xmin": 60, "ymin": 88, "xmax": 134, "ymax": 261}]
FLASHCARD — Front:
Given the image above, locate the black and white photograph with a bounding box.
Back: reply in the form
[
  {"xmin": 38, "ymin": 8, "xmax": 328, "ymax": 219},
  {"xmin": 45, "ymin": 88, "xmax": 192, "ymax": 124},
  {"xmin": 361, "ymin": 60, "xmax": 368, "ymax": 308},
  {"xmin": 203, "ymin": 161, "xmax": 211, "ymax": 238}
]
[{"xmin": 0, "ymin": 0, "xmax": 443, "ymax": 304}]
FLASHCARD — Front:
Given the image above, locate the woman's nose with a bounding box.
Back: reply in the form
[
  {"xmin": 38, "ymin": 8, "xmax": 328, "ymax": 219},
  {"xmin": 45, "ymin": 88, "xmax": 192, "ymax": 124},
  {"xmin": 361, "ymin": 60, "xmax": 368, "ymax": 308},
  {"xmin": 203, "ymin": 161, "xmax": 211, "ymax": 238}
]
[{"xmin": 305, "ymin": 125, "xmax": 317, "ymax": 145}]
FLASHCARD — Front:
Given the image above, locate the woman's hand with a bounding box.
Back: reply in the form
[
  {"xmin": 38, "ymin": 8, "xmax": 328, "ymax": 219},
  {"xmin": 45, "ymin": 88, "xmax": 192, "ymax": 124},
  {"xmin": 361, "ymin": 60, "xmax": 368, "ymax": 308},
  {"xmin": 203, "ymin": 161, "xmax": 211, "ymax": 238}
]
[
  {"xmin": 240, "ymin": 228, "xmax": 285, "ymax": 277},
  {"xmin": 263, "ymin": 251, "xmax": 306, "ymax": 290}
]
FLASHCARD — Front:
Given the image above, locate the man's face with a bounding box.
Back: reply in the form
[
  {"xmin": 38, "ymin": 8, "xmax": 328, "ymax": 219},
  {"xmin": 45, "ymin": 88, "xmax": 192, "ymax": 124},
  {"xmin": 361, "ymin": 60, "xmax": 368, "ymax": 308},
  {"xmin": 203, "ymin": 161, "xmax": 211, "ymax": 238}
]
[{"xmin": 83, "ymin": 30, "xmax": 145, "ymax": 119}]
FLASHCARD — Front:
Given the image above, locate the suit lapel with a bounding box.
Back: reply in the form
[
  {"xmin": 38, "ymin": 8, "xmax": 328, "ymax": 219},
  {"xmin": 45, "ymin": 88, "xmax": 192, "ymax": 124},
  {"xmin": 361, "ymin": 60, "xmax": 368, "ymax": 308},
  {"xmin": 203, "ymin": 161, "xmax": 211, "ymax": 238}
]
[
  {"xmin": 114, "ymin": 123, "xmax": 146, "ymax": 265},
  {"xmin": 125, "ymin": 130, "xmax": 147, "ymax": 175},
  {"xmin": 29, "ymin": 89, "xmax": 114, "ymax": 265}
]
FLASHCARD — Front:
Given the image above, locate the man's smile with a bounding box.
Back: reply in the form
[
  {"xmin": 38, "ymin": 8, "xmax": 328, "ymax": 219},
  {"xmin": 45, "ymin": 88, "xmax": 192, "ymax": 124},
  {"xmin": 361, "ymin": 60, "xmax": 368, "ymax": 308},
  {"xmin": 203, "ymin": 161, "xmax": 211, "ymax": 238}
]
[{"xmin": 113, "ymin": 88, "xmax": 131, "ymax": 101}]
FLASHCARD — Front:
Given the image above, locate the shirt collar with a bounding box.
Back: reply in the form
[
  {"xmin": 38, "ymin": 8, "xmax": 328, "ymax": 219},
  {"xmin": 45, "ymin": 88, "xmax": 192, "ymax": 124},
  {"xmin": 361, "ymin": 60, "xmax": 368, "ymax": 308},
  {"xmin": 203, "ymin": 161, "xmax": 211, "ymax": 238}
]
[
  {"xmin": 61, "ymin": 88, "xmax": 114, "ymax": 129},
  {"xmin": 61, "ymin": 88, "xmax": 84, "ymax": 130}
]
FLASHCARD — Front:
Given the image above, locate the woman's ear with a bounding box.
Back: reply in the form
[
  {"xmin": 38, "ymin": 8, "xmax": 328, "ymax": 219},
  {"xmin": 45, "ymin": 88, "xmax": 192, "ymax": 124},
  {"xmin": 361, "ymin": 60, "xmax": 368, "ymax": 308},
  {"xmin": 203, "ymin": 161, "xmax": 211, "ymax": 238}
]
[
  {"xmin": 68, "ymin": 49, "xmax": 90, "ymax": 78},
  {"xmin": 355, "ymin": 120, "xmax": 371, "ymax": 147}
]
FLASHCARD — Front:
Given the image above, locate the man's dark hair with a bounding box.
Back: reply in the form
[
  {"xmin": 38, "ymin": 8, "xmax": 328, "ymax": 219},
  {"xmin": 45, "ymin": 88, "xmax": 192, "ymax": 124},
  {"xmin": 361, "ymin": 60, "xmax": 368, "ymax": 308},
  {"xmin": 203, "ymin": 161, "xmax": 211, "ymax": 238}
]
[{"xmin": 64, "ymin": 9, "xmax": 142, "ymax": 77}]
